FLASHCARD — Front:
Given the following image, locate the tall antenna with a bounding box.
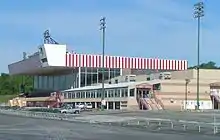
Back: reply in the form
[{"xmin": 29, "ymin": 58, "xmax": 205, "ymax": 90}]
[
  {"xmin": 23, "ymin": 52, "xmax": 27, "ymax": 60},
  {"xmin": 43, "ymin": 30, "xmax": 59, "ymax": 44}
]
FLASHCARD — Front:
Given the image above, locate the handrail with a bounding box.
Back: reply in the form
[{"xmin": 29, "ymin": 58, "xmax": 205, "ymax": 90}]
[{"xmin": 152, "ymin": 91, "xmax": 165, "ymax": 110}]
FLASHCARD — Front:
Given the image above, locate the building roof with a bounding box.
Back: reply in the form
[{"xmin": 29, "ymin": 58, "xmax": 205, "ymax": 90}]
[
  {"xmin": 210, "ymin": 82, "xmax": 220, "ymax": 87},
  {"xmin": 66, "ymin": 53, "xmax": 188, "ymax": 70},
  {"xmin": 26, "ymin": 97, "xmax": 53, "ymax": 102},
  {"xmin": 63, "ymin": 79, "xmax": 161, "ymax": 92}
]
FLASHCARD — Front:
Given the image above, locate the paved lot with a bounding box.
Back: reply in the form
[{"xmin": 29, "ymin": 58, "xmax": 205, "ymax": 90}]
[
  {"xmin": 84, "ymin": 110, "xmax": 220, "ymax": 123},
  {"xmin": 0, "ymin": 114, "xmax": 219, "ymax": 140}
]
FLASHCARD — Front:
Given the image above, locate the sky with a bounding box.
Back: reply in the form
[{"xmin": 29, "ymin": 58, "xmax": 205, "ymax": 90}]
[{"xmin": 0, "ymin": 0, "xmax": 219, "ymax": 72}]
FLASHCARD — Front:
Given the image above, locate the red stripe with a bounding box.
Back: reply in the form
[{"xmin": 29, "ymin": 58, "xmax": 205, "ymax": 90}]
[
  {"xmin": 88, "ymin": 55, "xmax": 90, "ymax": 67},
  {"xmin": 76, "ymin": 54, "xmax": 78, "ymax": 67},
  {"xmin": 146, "ymin": 59, "xmax": 149, "ymax": 69},
  {"xmin": 109, "ymin": 56, "xmax": 111, "ymax": 68},
  {"xmin": 112, "ymin": 57, "xmax": 115, "ymax": 68},
  {"xmin": 165, "ymin": 60, "xmax": 168, "ymax": 70},
  {"xmin": 68, "ymin": 54, "xmax": 71, "ymax": 67},
  {"xmin": 150, "ymin": 59, "xmax": 154, "ymax": 69},
  {"xmin": 127, "ymin": 57, "xmax": 130, "ymax": 69},
  {"xmin": 99, "ymin": 55, "xmax": 101, "ymax": 67},
  {"xmin": 81, "ymin": 55, "xmax": 83, "ymax": 67},
  {"xmin": 105, "ymin": 56, "xmax": 108, "ymax": 68},
  {"xmin": 131, "ymin": 58, "xmax": 133, "ymax": 69},
  {"xmin": 124, "ymin": 57, "xmax": 127, "ymax": 69},
  {"xmin": 72, "ymin": 54, "xmax": 74, "ymax": 67},
  {"xmin": 137, "ymin": 58, "xmax": 140, "ymax": 69},
  {"xmin": 95, "ymin": 55, "xmax": 98, "ymax": 67},
  {"xmin": 140, "ymin": 58, "xmax": 142, "ymax": 69},
  {"xmin": 115, "ymin": 57, "xmax": 118, "ymax": 68},
  {"xmin": 65, "ymin": 54, "xmax": 68, "ymax": 66},
  {"xmin": 121, "ymin": 57, "xmax": 124, "ymax": 69},
  {"xmin": 154, "ymin": 59, "xmax": 157, "ymax": 70},
  {"xmin": 91, "ymin": 55, "xmax": 94, "ymax": 68}
]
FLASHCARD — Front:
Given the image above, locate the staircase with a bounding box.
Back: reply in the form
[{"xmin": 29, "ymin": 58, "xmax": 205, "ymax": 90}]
[
  {"xmin": 138, "ymin": 97, "xmax": 163, "ymax": 110},
  {"xmin": 150, "ymin": 98, "xmax": 163, "ymax": 110}
]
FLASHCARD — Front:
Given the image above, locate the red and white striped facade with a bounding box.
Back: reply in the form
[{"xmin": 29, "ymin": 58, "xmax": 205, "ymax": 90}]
[{"xmin": 65, "ymin": 53, "xmax": 188, "ymax": 70}]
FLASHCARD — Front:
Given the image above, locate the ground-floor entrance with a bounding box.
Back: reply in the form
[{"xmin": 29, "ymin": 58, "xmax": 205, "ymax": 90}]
[
  {"xmin": 63, "ymin": 101, "xmax": 121, "ymax": 110},
  {"xmin": 136, "ymin": 88, "xmax": 151, "ymax": 110}
]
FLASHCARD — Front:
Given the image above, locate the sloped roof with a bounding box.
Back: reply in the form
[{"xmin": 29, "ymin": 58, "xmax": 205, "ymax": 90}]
[
  {"xmin": 210, "ymin": 82, "xmax": 220, "ymax": 87},
  {"xmin": 63, "ymin": 79, "xmax": 161, "ymax": 92}
]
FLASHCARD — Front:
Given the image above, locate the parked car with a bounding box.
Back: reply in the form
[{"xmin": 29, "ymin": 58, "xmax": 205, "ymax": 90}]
[
  {"xmin": 85, "ymin": 103, "xmax": 92, "ymax": 109},
  {"xmin": 60, "ymin": 107, "xmax": 80, "ymax": 114},
  {"xmin": 76, "ymin": 103, "xmax": 85, "ymax": 109}
]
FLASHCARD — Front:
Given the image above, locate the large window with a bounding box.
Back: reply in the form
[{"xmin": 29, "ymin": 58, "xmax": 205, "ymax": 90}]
[
  {"xmin": 129, "ymin": 89, "xmax": 135, "ymax": 97},
  {"xmin": 108, "ymin": 90, "xmax": 114, "ymax": 98},
  {"xmin": 121, "ymin": 88, "xmax": 128, "ymax": 97},
  {"xmin": 97, "ymin": 90, "xmax": 102, "ymax": 98},
  {"xmin": 115, "ymin": 89, "xmax": 120, "ymax": 97}
]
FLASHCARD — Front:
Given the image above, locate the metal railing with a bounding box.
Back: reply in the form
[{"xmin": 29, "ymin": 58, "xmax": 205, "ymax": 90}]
[{"xmin": 0, "ymin": 109, "xmax": 219, "ymax": 135}]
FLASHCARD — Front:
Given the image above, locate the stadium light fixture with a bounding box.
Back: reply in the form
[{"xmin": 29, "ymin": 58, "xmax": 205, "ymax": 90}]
[
  {"xmin": 100, "ymin": 17, "xmax": 106, "ymax": 111},
  {"xmin": 193, "ymin": 1, "xmax": 204, "ymax": 110}
]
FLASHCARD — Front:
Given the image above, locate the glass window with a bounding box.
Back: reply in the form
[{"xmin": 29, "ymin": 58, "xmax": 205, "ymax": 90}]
[
  {"xmin": 115, "ymin": 89, "xmax": 120, "ymax": 97},
  {"xmin": 97, "ymin": 90, "xmax": 102, "ymax": 98},
  {"xmin": 68, "ymin": 92, "xmax": 72, "ymax": 99},
  {"xmin": 72, "ymin": 92, "xmax": 75, "ymax": 98},
  {"xmin": 91, "ymin": 91, "xmax": 95, "ymax": 98},
  {"xmin": 125, "ymin": 89, "xmax": 128, "ymax": 97},
  {"xmin": 86, "ymin": 74, "xmax": 92, "ymax": 86},
  {"xmin": 130, "ymin": 89, "xmax": 135, "ymax": 97},
  {"xmin": 121, "ymin": 89, "xmax": 125, "ymax": 97},
  {"xmin": 92, "ymin": 73, "xmax": 98, "ymax": 85},
  {"xmin": 105, "ymin": 90, "xmax": 108, "ymax": 98},
  {"xmin": 64, "ymin": 92, "xmax": 68, "ymax": 99},
  {"xmin": 86, "ymin": 91, "xmax": 90, "ymax": 98},
  {"xmin": 80, "ymin": 73, "xmax": 86, "ymax": 87},
  {"xmin": 76, "ymin": 92, "xmax": 80, "ymax": 98},
  {"xmin": 108, "ymin": 90, "xmax": 113, "ymax": 98},
  {"xmin": 81, "ymin": 92, "xmax": 85, "ymax": 98},
  {"xmin": 34, "ymin": 76, "xmax": 38, "ymax": 89}
]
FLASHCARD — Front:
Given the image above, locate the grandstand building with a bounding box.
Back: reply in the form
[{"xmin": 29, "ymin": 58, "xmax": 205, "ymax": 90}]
[{"xmin": 8, "ymin": 44, "xmax": 188, "ymax": 91}]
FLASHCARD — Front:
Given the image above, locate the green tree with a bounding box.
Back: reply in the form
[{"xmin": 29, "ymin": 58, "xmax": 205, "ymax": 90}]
[
  {"xmin": 188, "ymin": 61, "xmax": 220, "ymax": 69},
  {"xmin": 0, "ymin": 73, "xmax": 33, "ymax": 95}
]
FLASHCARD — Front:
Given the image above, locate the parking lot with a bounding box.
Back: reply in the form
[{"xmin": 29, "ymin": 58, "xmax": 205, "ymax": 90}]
[{"xmin": 0, "ymin": 113, "xmax": 219, "ymax": 140}]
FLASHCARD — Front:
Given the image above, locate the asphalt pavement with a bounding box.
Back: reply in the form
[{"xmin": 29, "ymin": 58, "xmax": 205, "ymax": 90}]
[{"xmin": 0, "ymin": 114, "xmax": 219, "ymax": 140}]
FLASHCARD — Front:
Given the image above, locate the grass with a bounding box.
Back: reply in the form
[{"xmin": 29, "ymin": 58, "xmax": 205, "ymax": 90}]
[{"xmin": 0, "ymin": 95, "xmax": 17, "ymax": 103}]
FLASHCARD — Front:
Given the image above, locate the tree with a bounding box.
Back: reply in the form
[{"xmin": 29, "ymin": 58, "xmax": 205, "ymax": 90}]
[
  {"xmin": 188, "ymin": 61, "xmax": 220, "ymax": 69},
  {"xmin": 0, "ymin": 73, "xmax": 33, "ymax": 95}
]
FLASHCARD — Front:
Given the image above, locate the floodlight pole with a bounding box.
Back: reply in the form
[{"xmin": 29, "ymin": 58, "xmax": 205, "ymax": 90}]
[
  {"xmin": 100, "ymin": 17, "xmax": 106, "ymax": 111},
  {"xmin": 185, "ymin": 79, "xmax": 190, "ymax": 110},
  {"xmin": 194, "ymin": 2, "xmax": 204, "ymax": 110}
]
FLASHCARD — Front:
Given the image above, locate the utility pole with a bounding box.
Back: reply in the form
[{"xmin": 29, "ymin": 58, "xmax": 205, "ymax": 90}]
[
  {"xmin": 100, "ymin": 17, "xmax": 106, "ymax": 111},
  {"xmin": 185, "ymin": 79, "xmax": 190, "ymax": 110},
  {"xmin": 194, "ymin": 2, "xmax": 204, "ymax": 110}
]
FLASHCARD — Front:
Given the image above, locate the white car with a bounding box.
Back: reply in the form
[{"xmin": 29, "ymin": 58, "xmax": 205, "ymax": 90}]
[
  {"xmin": 85, "ymin": 103, "xmax": 92, "ymax": 109},
  {"xmin": 76, "ymin": 103, "xmax": 85, "ymax": 109},
  {"xmin": 60, "ymin": 108, "xmax": 80, "ymax": 114}
]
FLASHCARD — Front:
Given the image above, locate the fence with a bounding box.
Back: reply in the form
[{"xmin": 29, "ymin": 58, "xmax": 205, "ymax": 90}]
[{"xmin": 0, "ymin": 109, "xmax": 219, "ymax": 136}]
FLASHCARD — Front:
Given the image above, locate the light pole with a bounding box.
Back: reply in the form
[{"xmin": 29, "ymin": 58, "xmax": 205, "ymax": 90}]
[
  {"xmin": 185, "ymin": 79, "xmax": 190, "ymax": 110},
  {"xmin": 100, "ymin": 17, "xmax": 106, "ymax": 111},
  {"xmin": 194, "ymin": 2, "xmax": 204, "ymax": 110}
]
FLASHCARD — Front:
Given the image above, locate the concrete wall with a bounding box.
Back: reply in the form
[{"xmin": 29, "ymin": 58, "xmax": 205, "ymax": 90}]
[
  {"xmin": 171, "ymin": 69, "xmax": 220, "ymax": 80},
  {"xmin": 157, "ymin": 79, "xmax": 217, "ymax": 110},
  {"xmin": 8, "ymin": 53, "xmax": 42, "ymax": 75}
]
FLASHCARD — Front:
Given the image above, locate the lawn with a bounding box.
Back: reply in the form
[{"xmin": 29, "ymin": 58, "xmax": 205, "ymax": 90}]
[{"xmin": 0, "ymin": 95, "xmax": 17, "ymax": 103}]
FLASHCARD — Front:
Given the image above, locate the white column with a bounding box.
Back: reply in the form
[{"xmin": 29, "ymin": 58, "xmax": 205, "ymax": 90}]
[
  {"xmin": 106, "ymin": 102, "xmax": 109, "ymax": 110},
  {"xmin": 78, "ymin": 67, "xmax": 81, "ymax": 88},
  {"xmin": 120, "ymin": 68, "xmax": 123, "ymax": 76}
]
